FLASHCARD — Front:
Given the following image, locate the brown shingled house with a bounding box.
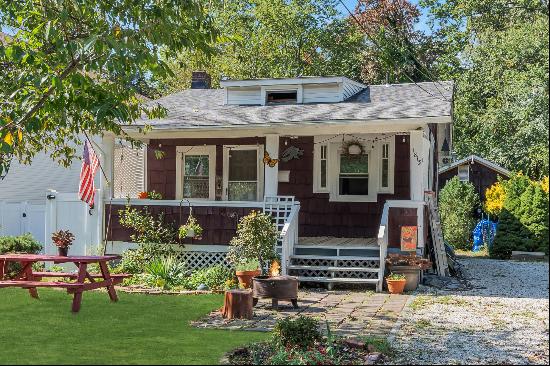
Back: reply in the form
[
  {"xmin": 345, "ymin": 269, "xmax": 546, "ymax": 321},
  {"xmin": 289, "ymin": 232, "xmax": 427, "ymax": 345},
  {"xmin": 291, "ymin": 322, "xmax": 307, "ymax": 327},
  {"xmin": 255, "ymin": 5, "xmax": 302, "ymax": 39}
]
[{"xmin": 99, "ymin": 73, "xmax": 454, "ymax": 291}]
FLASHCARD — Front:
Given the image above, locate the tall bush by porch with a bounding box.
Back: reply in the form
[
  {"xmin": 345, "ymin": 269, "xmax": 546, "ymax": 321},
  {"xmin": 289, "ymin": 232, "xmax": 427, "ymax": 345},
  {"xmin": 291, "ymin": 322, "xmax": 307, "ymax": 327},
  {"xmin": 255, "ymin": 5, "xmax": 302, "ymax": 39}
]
[
  {"xmin": 439, "ymin": 177, "xmax": 481, "ymax": 250},
  {"xmin": 227, "ymin": 210, "xmax": 278, "ymax": 273}
]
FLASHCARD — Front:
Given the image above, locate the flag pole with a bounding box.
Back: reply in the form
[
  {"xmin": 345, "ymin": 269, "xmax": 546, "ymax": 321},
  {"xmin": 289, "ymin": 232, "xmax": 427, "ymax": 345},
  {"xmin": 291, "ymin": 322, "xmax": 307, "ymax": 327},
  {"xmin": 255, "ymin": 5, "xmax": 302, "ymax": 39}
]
[{"xmin": 82, "ymin": 131, "xmax": 110, "ymax": 185}]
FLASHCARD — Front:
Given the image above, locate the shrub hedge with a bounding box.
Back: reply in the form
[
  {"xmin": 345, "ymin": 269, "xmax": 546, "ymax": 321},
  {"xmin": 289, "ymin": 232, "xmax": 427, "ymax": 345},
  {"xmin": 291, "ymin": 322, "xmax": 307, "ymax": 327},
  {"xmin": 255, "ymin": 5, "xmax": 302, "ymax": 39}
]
[
  {"xmin": 439, "ymin": 177, "xmax": 481, "ymax": 250},
  {"xmin": 491, "ymin": 174, "xmax": 549, "ymax": 258}
]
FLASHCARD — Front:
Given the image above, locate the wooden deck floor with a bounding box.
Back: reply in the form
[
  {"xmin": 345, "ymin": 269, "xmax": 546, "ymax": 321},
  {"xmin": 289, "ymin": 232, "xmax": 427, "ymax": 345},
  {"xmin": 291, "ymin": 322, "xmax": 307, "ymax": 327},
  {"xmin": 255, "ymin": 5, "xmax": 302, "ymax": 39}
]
[{"xmin": 297, "ymin": 237, "xmax": 378, "ymax": 247}]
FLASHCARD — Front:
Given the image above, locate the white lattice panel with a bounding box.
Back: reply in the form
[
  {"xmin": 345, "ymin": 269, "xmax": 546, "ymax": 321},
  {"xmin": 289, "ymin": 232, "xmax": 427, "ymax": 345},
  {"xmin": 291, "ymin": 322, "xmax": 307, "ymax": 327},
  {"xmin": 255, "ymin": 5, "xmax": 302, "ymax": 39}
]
[
  {"xmin": 338, "ymin": 259, "xmax": 380, "ymax": 268},
  {"xmin": 113, "ymin": 142, "xmax": 145, "ymax": 199},
  {"xmin": 173, "ymin": 251, "xmax": 231, "ymax": 271}
]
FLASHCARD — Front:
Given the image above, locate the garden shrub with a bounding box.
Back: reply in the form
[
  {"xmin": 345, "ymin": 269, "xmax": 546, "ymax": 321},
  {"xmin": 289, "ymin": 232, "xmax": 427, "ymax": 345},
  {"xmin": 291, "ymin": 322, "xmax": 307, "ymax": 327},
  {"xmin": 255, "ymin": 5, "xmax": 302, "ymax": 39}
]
[
  {"xmin": 272, "ymin": 316, "xmax": 322, "ymax": 349},
  {"xmin": 439, "ymin": 177, "xmax": 481, "ymax": 250},
  {"xmin": 491, "ymin": 173, "xmax": 550, "ymax": 258},
  {"xmin": 484, "ymin": 180, "xmax": 506, "ymax": 218},
  {"xmin": 180, "ymin": 265, "xmax": 236, "ymax": 291},
  {"xmin": 0, "ymin": 233, "xmax": 42, "ymax": 278},
  {"xmin": 144, "ymin": 256, "xmax": 188, "ymax": 289},
  {"xmin": 118, "ymin": 204, "xmax": 177, "ymax": 245},
  {"xmin": 228, "ymin": 210, "xmax": 279, "ymax": 272},
  {"xmin": 518, "ymin": 183, "xmax": 549, "ymax": 253},
  {"xmin": 0, "ymin": 233, "xmax": 42, "ymax": 254},
  {"xmin": 119, "ymin": 243, "xmax": 179, "ymax": 274}
]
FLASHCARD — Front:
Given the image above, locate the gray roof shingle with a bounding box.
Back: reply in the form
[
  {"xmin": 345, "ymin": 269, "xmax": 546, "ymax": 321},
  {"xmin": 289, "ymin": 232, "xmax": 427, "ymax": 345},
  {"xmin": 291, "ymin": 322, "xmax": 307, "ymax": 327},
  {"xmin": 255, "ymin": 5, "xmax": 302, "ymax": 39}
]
[{"xmin": 134, "ymin": 81, "xmax": 453, "ymax": 130}]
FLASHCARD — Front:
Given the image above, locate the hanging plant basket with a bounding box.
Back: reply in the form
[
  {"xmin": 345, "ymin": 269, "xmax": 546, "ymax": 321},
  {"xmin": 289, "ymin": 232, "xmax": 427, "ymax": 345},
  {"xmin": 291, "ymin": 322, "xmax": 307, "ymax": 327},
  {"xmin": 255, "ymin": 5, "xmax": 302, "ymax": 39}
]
[
  {"xmin": 341, "ymin": 139, "xmax": 365, "ymax": 158},
  {"xmin": 178, "ymin": 209, "xmax": 203, "ymax": 241}
]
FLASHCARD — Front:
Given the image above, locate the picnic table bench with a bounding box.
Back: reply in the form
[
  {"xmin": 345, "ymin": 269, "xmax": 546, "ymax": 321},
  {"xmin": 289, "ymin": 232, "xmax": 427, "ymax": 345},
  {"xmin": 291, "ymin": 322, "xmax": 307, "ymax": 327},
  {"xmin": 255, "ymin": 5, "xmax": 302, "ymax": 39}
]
[{"xmin": 0, "ymin": 254, "xmax": 130, "ymax": 312}]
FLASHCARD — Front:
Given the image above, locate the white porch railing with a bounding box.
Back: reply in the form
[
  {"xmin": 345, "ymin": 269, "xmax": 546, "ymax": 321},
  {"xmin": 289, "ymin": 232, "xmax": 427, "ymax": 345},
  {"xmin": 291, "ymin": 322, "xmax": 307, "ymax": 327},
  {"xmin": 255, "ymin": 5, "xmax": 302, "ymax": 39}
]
[
  {"xmin": 279, "ymin": 203, "xmax": 300, "ymax": 275},
  {"xmin": 107, "ymin": 198, "xmax": 264, "ymax": 208},
  {"xmin": 377, "ymin": 203, "xmax": 390, "ymax": 292}
]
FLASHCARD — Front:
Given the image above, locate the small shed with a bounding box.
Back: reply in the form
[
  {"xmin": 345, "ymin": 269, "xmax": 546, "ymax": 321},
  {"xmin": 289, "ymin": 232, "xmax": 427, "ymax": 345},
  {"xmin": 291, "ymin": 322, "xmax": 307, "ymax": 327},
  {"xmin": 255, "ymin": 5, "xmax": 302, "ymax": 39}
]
[{"xmin": 438, "ymin": 155, "xmax": 511, "ymax": 201}]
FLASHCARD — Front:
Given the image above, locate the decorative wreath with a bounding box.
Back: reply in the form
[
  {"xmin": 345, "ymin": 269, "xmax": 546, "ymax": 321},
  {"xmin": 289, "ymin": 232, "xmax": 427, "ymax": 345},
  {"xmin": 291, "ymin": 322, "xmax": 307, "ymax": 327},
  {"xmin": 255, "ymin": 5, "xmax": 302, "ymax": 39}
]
[{"xmin": 341, "ymin": 139, "xmax": 365, "ymax": 158}]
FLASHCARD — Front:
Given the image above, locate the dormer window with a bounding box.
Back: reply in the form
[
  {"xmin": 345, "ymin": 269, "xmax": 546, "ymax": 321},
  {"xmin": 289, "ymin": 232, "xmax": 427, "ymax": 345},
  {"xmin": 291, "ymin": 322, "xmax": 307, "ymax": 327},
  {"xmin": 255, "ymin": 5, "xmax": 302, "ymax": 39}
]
[{"xmin": 266, "ymin": 90, "xmax": 297, "ymax": 105}]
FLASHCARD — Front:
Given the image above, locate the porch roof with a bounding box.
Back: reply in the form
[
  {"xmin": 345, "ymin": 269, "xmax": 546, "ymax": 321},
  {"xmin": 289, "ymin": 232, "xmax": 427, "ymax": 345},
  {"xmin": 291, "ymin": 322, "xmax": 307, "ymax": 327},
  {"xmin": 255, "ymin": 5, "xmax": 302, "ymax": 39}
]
[{"xmin": 132, "ymin": 81, "xmax": 453, "ymax": 130}]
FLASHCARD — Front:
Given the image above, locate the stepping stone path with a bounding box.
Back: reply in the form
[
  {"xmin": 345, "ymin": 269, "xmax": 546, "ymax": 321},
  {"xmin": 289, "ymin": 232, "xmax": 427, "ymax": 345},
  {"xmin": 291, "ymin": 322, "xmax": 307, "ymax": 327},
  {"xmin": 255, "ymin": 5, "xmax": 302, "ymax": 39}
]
[{"xmin": 192, "ymin": 289, "xmax": 410, "ymax": 337}]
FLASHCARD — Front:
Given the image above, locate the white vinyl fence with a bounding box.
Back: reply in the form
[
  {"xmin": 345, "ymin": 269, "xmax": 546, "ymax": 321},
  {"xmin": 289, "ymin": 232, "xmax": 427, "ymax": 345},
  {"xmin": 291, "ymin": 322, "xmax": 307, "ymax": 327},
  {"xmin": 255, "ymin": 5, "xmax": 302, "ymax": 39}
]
[{"xmin": 0, "ymin": 190, "xmax": 102, "ymax": 257}]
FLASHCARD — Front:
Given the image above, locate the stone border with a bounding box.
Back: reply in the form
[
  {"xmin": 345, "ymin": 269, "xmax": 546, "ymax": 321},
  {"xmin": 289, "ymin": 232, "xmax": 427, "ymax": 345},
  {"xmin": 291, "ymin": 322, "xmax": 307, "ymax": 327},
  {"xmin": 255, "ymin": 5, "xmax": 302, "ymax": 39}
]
[{"xmin": 115, "ymin": 285, "xmax": 224, "ymax": 296}]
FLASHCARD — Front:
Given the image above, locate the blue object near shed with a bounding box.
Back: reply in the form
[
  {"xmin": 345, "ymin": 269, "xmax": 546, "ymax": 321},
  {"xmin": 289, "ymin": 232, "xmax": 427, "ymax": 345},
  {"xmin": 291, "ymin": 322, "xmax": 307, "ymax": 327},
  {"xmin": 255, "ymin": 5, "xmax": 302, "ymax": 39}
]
[{"xmin": 473, "ymin": 219, "xmax": 498, "ymax": 251}]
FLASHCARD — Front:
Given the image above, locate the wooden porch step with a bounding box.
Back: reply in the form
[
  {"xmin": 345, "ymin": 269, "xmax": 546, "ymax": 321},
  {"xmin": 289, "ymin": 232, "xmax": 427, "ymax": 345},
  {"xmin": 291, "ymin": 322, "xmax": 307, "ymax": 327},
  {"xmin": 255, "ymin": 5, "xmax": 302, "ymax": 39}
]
[
  {"xmin": 290, "ymin": 255, "xmax": 380, "ymax": 261},
  {"xmin": 295, "ymin": 277, "xmax": 379, "ymax": 284},
  {"xmin": 295, "ymin": 245, "xmax": 380, "ymax": 250},
  {"xmin": 297, "ymin": 237, "xmax": 378, "ymax": 247},
  {"xmin": 288, "ymin": 265, "xmax": 380, "ymax": 272}
]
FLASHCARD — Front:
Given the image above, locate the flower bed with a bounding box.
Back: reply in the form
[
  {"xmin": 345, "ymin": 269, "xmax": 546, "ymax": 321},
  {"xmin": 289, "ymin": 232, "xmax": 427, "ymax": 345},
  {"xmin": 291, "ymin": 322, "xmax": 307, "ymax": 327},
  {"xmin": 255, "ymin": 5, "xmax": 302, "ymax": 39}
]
[
  {"xmin": 223, "ymin": 316, "xmax": 390, "ymax": 365},
  {"xmin": 224, "ymin": 338, "xmax": 387, "ymax": 365}
]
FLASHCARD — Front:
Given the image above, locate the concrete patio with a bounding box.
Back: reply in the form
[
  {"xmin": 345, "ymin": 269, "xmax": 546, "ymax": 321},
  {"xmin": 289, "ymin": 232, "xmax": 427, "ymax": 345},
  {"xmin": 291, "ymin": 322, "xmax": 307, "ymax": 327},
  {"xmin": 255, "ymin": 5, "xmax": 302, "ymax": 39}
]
[{"xmin": 192, "ymin": 289, "xmax": 410, "ymax": 337}]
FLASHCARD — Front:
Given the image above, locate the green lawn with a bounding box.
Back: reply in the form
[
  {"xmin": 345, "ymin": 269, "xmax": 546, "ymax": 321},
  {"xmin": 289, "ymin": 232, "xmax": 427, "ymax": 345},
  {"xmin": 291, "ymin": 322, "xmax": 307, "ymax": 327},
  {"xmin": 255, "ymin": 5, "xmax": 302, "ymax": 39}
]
[{"xmin": 0, "ymin": 289, "xmax": 267, "ymax": 365}]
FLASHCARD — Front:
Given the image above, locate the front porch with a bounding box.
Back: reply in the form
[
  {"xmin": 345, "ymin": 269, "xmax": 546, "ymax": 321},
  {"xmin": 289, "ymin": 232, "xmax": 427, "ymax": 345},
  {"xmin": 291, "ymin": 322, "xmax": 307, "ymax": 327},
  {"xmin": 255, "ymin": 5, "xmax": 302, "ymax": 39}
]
[{"xmin": 103, "ymin": 124, "xmax": 437, "ymax": 291}]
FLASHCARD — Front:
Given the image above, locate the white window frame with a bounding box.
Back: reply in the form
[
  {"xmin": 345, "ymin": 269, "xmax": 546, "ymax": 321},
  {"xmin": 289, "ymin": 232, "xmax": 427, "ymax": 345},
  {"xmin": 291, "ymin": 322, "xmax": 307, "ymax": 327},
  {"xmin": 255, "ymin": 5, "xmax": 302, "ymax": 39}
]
[
  {"xmin": 175, "ymin": 145, "xmax": 216, "ymax": 200},
  {"xmin": 313, "ymin": 143, "xmax": 329, "ymax": 193},
  {"xmin": 222, "ymin": 145, "xmax": 264, "ymax": 201},
  {"xmin": 329, "ymin": 142, "xmax": 377, "ymax": 202},
  {"xmin": 458, "ymin": 164, "xmax": 470, "ymax": 182},
  {"xmin": 378, "ymin": 139, "xmax": 395, "ymax": 194}
]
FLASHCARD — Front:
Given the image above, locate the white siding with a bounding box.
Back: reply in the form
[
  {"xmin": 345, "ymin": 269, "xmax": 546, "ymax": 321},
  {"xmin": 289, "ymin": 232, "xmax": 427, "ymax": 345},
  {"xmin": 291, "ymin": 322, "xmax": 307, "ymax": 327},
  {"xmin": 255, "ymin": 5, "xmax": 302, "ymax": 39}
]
[
  {"xmin": 226, "ymin": 86, "xmax": 262, "ymax": 105},
  {"xmin": 0, "ymin": 152, "xmax": 81, "ymax": 202},
  {"xmin": 302, "ymin": 83, "xmax": 342, "ymax": 103},
  {"xmin": 113, "ymin": 143, "xmax": 145, "ymax": 198}
]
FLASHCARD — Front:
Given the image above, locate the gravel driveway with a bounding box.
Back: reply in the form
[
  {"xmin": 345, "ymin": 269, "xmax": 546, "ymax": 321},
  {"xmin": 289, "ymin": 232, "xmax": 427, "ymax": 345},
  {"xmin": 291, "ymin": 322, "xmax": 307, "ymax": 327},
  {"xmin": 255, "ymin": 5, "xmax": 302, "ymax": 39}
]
[{"xmin": 388, "ymin": 258, "xmax": 549, "ymax": 365}]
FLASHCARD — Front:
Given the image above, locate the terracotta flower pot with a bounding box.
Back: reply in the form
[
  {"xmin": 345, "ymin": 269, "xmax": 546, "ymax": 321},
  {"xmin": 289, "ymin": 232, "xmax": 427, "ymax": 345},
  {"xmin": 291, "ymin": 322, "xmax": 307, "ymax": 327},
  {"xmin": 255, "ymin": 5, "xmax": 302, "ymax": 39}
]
[
  {"xmin": 235, "ymin": 269, "xmax": 261, "ymax": 289},
  {"xmin": 57, "ymin": 246, "xmax": 69, "ymax": 257},
  {"xmin": 386, "ymin": 279, "xmax": 407, "ymax": 294}
]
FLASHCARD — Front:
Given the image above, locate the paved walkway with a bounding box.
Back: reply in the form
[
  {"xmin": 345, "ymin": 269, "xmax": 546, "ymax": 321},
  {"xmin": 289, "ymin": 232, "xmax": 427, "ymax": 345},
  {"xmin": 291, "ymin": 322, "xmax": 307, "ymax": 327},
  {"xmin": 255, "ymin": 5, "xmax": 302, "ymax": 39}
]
[{"xmin": 192, "ymin": 289, "xmax": 410, "ymax": 337}]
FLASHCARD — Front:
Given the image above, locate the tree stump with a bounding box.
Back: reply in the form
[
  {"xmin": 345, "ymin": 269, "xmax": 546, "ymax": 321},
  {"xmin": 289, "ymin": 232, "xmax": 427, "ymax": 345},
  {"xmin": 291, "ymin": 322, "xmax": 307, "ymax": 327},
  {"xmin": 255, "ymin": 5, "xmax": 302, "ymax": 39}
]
[{"xmin": 222, "ymin": 289, "xmax": 253, "ymax": 320}]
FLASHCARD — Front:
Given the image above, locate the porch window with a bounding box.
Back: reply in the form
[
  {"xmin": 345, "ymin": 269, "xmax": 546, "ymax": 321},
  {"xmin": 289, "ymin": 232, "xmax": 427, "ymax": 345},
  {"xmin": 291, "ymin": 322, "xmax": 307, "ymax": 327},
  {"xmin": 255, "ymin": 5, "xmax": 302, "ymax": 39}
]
[
  {"xmin": 176, "ymin": 146, "xmax": 216, "ymax": 200},
  {"xmin": 183, "ymin": 155, "xmax": 210, "ymax": 198},
  {"xmin": 224, "ymin": 146, "xmax": 262, "ymax": 201},
  {"xmin": 320, "ymin": 145, "xmax": 328, "ymax": 189},
  {"xmin": 338, "ymin": 154, "xmax": 369, "ymax": 195},
  {"xmin": 381, "ymin": 143, "xmax": 389, "ymax": 189}
]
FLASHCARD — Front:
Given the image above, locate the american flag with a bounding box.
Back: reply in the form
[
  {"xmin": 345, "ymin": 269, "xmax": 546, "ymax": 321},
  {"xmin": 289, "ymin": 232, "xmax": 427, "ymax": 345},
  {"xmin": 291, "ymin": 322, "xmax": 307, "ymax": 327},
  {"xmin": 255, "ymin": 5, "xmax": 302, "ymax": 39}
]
[{"xmin": 79, "ymin": 140, "xmax": 100, "ymax": 208}]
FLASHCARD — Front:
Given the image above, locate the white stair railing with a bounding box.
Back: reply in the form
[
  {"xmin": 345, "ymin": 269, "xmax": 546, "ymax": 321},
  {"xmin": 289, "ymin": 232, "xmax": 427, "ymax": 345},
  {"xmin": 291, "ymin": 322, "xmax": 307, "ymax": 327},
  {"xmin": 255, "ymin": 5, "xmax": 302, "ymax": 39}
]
[
  {"xmin": 280, "ymin": 203, "xmax": 300, "ymax": 275},
  {"xmin": 377, "ymin": 203, "xmax": 390, "ymax": 292}
]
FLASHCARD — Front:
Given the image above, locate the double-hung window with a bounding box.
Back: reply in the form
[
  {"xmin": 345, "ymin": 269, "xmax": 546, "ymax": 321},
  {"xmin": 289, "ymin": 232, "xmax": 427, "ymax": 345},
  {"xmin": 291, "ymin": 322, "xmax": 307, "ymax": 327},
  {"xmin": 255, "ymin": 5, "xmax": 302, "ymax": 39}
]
[
  {"xmin": 378, "ymin": 141, "xmax": 395, "ymax": 193},
  {"xmin": 338, "ymin": 153, "xmax": 370, "ymax": 196},
  {"xmin": 176, "ymin": 146, "xmax": 216, "ymax": 200},
  {"xmin": 223, "ymin": 146, "xmax": 263, "ymax": 201},
  {"xmin": 314, "ymin": 144, "xmax": 329, "ymax": 193}
]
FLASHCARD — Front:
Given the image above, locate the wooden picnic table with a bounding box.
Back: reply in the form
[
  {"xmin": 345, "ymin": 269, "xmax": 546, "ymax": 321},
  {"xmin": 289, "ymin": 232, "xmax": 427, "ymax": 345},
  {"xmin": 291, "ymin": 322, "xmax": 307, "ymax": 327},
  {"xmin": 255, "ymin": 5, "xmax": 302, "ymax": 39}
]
[{"xmin": 0, "ymin": 254, "xmax": 128, "ymax": 312}]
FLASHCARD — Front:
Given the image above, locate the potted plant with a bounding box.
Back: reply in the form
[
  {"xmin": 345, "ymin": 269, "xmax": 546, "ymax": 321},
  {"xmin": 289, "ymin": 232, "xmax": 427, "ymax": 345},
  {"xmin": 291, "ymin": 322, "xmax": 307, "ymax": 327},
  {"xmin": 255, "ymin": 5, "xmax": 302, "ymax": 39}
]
[
  {"xmin": 51, "ymin": 230, "xmax": 75, "ymax": 257},
  {"xmin": 386, "ymin": 253, "xmax": 432, "ymax": 291},
  {"xmin": 235, "ymin": 259, "xmax": 261, "ymax": 289},
  {"xmin": 138, "ymin": 191, "xmax": 163, "ymax": 200},
  {"xmin": 227, "ymin": 211, "xmax": 279, "ymax": 289},
  {"xmin": 178, "ymin": 212, "xmax": 203, "ymax": 240},
  {"xmin": 386, "ymin": 272, "xmax": 407, "ymax": 294}
]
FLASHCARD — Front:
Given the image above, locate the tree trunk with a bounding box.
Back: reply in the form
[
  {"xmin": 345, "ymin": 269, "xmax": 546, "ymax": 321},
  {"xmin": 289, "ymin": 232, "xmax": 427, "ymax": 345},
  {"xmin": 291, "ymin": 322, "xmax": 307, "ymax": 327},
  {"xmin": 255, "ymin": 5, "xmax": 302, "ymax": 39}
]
[{"xmin": 222, "ymin": 289, "xmax": 253, "ymax": 320}]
